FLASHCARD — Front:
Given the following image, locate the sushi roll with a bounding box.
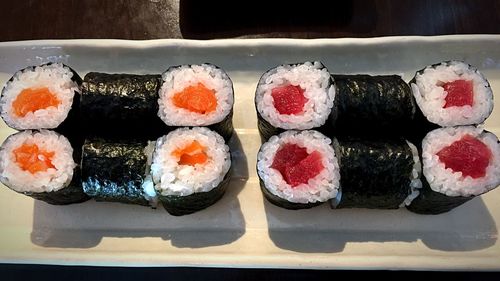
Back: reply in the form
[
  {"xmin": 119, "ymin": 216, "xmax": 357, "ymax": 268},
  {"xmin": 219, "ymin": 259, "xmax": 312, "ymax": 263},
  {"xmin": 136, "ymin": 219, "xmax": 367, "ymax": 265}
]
[
  {"xmin": 410, "ymin": 61, "xmax": 494, "ymax": 127},
  {"xmin": 81, "ymin": 138, "xmax": 156, "ymax": 206},
  {"xmin": 0, "ymin": 63, "xmax": 81, "ymax": 131},
  {"xmin": 151, "ymin": 127, "xmax": 231, "ymax": 216},
  {"xmin": 81, "ymin": 72, "xmax": 165, "ymax": 137},
  {"xmin": 257, "ymin": 130, "xmax": 340, "ymax": 210},
  {"xmin": 157, "ymin": 64, "xmax": 234, "ymax": 141},
  {"xmin": 0, "ymin": 130, "xmax": 89, "ymax": 205},
  {"xmin": 407, "ymin": 126, "xmax": 500, "ymax": 214},
  {"xmin": 255, "ymin": 62, "xmax": 335, "ymax": 142},
  {"xmin": 333, "ymin": 74, "xmax": 416, "ymax": 136},
  {"xmin": 331, "ymin": 137, "xmax": 422, "ymax": 209}
]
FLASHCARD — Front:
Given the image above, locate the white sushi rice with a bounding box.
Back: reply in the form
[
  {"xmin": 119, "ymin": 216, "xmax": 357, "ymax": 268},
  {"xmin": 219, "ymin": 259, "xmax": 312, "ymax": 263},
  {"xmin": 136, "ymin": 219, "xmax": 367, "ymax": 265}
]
[
  {"xmin": 0, "ymin": 130, "xmax": 75, "ymax": 193},
  {"xmin": 422, "ymin": 126, "xmax": 500, "ymax": 197},
  {"xmin": 411, "ymin": 61, "xmax": 493, "ymax": 126},
  {"xmin": 157, "ymin": 64, "xmax": 233, "ymax": 126},
  {"xmin": 257, "ymin": 130, "xmax": 340, "ymax": 204},
  {"xmin": 151, "ymin": 127, "xmax": 231, "ymax": 196},
  {"xmin": 255, "ymin": 61, "xmax": 335, "ymax": 130},
  {"xmin": 400, "ymin": 141, "xmax": 423, "ymax": 206},
  {"xmin": 0, "ymin": 63, "xmax": 79, "ymax": 129}
]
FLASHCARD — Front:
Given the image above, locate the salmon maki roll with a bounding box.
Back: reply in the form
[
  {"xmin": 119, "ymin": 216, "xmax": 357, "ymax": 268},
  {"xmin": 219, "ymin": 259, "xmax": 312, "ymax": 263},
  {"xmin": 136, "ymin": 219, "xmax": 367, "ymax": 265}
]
[
  {"xmin": 0, "ymin": 130, "xmax": 88, "ymax": 204},
  {"xmin": 0, "ymin": 63, "xmax": 81, "ymax": 131},
  {"xmin": 157, "ymin": 64, "xmax": 234, "ymax": 140}
]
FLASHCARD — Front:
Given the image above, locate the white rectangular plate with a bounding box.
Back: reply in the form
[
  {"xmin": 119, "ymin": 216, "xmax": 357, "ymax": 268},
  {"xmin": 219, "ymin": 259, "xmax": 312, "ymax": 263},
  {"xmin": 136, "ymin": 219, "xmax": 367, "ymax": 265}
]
[{"xmin": 0, "ymin": 36, "xmax": 499, "ymax": 270}]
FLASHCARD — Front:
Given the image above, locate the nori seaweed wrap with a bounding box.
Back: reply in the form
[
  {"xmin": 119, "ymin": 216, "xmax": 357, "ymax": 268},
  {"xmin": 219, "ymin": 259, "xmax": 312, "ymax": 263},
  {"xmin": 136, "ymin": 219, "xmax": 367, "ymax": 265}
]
[
  {"xmin": 0, "ymin": 130, "xmax": 89, "ymax": 205},
  {"xmin": 81, "ymin": 72, "xmax": 166, "ymax": 138},
  {"xmin": 331, "ymin": 137, "xmax": 421, "ymax": 209},
  {"xmin": 81, "ymin": 138, "xmax": 154, "ymax": 206},
  {"xmin": 331, "ymin": 74, "xmax": 416, "ymax": 137}
]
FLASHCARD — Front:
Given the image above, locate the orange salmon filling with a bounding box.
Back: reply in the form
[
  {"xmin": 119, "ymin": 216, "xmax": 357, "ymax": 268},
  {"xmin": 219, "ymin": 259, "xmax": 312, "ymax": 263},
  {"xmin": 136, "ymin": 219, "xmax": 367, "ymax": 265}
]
[
  {"xmin": 13, "ymin": 143, "xmax": 56, "ymax": 173},
  {"xmin": 172, "ymin": 83, "xmax": 217, "ymax": 114},
  {"xmin": 12, "ymin": 87, "xmax": 60, "ymax": 117},
  {"xmin": 172, "ymin": 140, "xmax": 208, "ymax": 166}
]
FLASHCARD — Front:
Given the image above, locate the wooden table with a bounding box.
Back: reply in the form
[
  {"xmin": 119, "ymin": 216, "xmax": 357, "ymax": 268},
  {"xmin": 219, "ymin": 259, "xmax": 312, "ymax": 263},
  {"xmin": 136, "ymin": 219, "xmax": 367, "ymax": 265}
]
[{"xmin": 0, "ymin": 0, "xmax": 499, "ymax": 41}]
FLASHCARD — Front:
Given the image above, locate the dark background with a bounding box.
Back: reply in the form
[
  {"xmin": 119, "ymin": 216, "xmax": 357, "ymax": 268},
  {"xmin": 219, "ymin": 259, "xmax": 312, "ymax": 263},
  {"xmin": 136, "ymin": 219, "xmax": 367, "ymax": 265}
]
[{"xmin": 1, "ymin": 0, "xmax": 499, "ymax": 279}]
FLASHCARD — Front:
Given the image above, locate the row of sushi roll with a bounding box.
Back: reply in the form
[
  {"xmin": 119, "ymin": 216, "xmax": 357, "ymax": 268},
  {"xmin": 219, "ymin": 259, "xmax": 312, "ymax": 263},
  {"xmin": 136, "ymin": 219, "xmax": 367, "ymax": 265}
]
[
  {"xmin": 0, "ymin": 63, "xmax": 235, "ymax": 215},
  {"xmin": 0, "ymin": 63, "xmax": 234, "ymax": 140},
  {"xmin": 255, "ymin": 61, "xmax": 494, "ymax": 141},
  {"xmin": 256, "ymin": 61, "xmax": 499, "ymax": 214}
]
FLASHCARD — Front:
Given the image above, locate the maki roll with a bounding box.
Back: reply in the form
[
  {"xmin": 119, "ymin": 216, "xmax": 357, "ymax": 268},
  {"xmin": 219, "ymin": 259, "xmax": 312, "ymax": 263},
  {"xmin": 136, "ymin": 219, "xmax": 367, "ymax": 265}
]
[
  {"xmin": 0, "ymin": 130, "xmax": 89, "ymax": 205},
  {"xmin": 407, "ymin": 126, "xmax": 500, "ymax": 214},
  {"xmin": 81, "ymin": 72, "xmax": 165, "ymax": 137},
  {"xmin": 157, "ymin": 64, "xmax": 234, "ymax": 141},
  {"xmin": 81, "ymin": 138, "xmax": 156, "ymax": 206},
  {"xmin": 332, "ymin": 74, "xmax": 416, "ymax": 136},
  {"xmin": 331, "ymin": 137, "xmax": 422, "ymax": 209},
  {"xmin": 255, "ymin": 62, "xmax": 335, "ymax": 142},
  {"xmin": 257, "ymin": 130, "xmax": 340, "ymax": 210},
  {"xmin": 410, "ymin": 61, "xmax": 494, "ymax": 127},
  {"xmin": 151, "ymin": 127, "xmax": 231, "ymax": 216},
  {"xmin": 0, "ymin": 63, "xmax": 81, "ymax": 131}
]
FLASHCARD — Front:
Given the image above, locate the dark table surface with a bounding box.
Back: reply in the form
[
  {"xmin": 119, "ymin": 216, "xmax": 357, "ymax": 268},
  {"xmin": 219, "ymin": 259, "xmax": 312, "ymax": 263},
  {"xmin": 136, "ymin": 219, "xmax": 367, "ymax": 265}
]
[{"xmin": 1, "ymin": 0, "xmax": 500, "ymax": 279}]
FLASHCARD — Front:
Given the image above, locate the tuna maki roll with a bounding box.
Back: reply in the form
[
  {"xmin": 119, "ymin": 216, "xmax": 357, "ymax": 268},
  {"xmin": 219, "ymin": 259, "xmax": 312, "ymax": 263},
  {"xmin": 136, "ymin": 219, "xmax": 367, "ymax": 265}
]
[
  {"xmin": 151, "ymin": 127, "xmax": 231, "ymax": 216},
  {"xmin": 0, "ymin": 130, "xmax": 89, "ymax": 205},
  {"xmin": 0, "ymin": 63, "xmax": 81, "ymax": 131},
  {"xmin": 410, "ymin": 61, "xmax": 494, "ymax": 127},
  {"xmin": 81, "ymin": 138, "xmax": 156, "ymax": 206},
  {"xmin": 407, "ymin": 126, "xmax": 500, "ymax": 214},
  {"xmin": 255, "ymin": 62, "xmax": 335, "ymax": 142},
  {"xmin": 331, "ymin": 137, "xmax": 422, "ymax": 209},
  {"xmin": 257, "ymin": 130, "xmax": 340, "ymax": 209},
  {"xmin": 81, "ymin": 72, "xmax": 165, "ymax": 137},
  {"xmin": 157, "ymin": 64, "xmax": 234, "ymax": 141}
]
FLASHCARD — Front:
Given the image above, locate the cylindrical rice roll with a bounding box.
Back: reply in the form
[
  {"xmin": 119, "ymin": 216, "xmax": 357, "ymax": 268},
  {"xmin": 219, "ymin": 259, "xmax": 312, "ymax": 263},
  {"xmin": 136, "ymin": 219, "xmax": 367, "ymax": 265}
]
[
  {"xmin": 330, "ymin": 137, "xmax": 422, "ymax": 209},
  {"xmin": 410, "ymin": 61, "xmax": 494, "ymax": 127},
  {"xmin": 81, "ymin": 138, "xmax": 156, "ymax": 206},
  {"xmin": 255, "ymin": 62, "xmax": 336, "ymax": 142},
  {"xmin": 151, "ymin": 127, "xmax": 231, "ymax": 216},
  {"xmin": 81, "ymin": 72, "xmax": 166, "ymax": 138},
  {"xmin": 0, "ymin": 63, "xmax": 81, "ymax": 132},
  {"xmin": 407, "ymin": 126, "xmax": 500, "ymax": 215},
  {"xmin": 257, "ymin": 130, "xmax": 340, "ymax": 210},
  {"xmin": 332, "ymin": 74, "xmax": 416, "ymax": 137},
  {"xmin": 0, "ymin": 130, "xmax": 89, "ymax": 205},
  {"xmin": 157, "ymin": 64, "xmax": 234, "ymax": 141}
]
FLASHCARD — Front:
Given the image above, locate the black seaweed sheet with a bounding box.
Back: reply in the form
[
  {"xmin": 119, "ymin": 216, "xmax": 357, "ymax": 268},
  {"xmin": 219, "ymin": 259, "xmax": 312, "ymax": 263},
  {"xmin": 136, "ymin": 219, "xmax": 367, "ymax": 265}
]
[
  {"xmin": 81, "ymin": 138, "xmax": 150, "ymax": 206},
  {"xmin": 81, "ymin": 73, "xmax": 167, "ymax": 138},
  {"xmin": 406, "ymin": 180, "xmax": 473, "ymax": 215},
  {"xmin": 331, "ymin": 74, "xmax": 417, "ymax": 137},
  {"xmin": 158, "ymin": 167, "xmax": 232, "ymax": 216},
  {"xmin": 333, "ymin": 137, "xmax": 414, "ymax": 209}
]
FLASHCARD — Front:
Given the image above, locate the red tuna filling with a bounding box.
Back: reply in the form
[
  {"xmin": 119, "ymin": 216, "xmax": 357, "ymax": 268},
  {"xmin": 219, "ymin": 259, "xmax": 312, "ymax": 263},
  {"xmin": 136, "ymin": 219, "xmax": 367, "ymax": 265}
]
[
  {"xmin": 442, "ymin": 80, "xmax": 473, "ymax": 108},
  {"xmin": 271, "ymin": 143, "xmax": 324, "ymax": 187},
  {"xmin": 271, "ymin": 85, "xmax": 308, "ymax": 115},
  {"xmin": 436, "ymin": 134, "xmax": 492, "ymax": 179}
]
